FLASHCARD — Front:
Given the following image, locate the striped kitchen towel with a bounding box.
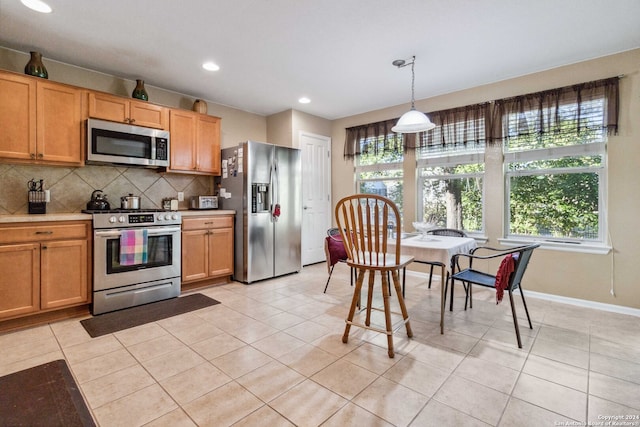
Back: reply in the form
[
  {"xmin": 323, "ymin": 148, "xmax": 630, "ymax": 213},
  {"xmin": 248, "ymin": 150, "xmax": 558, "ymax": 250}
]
[{"xmin": 120, "ymin": 229, "xmax": 148, "ymax": 266}]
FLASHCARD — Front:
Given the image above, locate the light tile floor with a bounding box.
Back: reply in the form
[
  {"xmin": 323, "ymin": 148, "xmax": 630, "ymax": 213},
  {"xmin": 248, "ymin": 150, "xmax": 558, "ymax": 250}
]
[{"xmin": 2, "ymin": 263, "xmax": 640, "ymax": 426}]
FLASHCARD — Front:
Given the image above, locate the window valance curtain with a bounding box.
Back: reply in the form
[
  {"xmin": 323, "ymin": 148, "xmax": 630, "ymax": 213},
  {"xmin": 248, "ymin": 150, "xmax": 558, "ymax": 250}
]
[
  {"xmin": 415, "ymin": 103, "xmax": 489, "ymax": 150},
  {"xmin": 488, "ymin": 77, "xmax": 619, "ymax": 143},
  {"xmin": 344, "ymin": 77, "xmax": 619, "ymax": 159},
  {"xmin": 343, "ymin": 118, "xmax": 401, "ymax": 159},
  {"xmin": 343, "ymin": 103, "xmax": 489, "ymax": 159}
]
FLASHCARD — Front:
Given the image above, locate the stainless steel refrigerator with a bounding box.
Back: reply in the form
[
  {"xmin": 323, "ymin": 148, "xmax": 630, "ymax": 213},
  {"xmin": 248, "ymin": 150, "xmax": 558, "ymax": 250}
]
[{"xmin": 219, "ymin": 141, "xmax": 302, "ymax": 283}]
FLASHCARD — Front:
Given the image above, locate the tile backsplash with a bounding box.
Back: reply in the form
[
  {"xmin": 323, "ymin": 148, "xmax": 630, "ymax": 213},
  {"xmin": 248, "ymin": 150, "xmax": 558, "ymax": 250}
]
[{"xmin": 0, "ymin": 163, "xmax": 213, "ymax": 214}]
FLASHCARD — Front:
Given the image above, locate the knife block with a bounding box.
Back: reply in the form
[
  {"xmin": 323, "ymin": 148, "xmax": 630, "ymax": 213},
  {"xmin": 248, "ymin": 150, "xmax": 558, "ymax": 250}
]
[{"xmin": 28, "ymin": 191, "xmax": 46, "ymax": 214}]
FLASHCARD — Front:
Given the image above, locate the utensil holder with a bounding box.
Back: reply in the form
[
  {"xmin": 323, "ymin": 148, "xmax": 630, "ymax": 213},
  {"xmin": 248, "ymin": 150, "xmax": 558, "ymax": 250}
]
[{"xmin": 28, "ymin": 191, "xmax": 46, "ymax": 214}]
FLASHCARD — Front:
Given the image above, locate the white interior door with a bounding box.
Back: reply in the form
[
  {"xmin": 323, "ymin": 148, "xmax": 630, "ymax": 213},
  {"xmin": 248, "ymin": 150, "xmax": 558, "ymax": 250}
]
[{"xmin": 300, "ymin": 131, "xmax": 331, "ymax": 265}]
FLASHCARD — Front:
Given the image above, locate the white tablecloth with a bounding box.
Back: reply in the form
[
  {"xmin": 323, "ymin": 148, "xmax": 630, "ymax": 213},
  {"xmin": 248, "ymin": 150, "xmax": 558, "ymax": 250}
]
[
  {"xmin": 388, "ymin": 234, "xmax": 477, "ymax": 271},
  {"xmin": 388, "ymin": 234, "xmax": 477, "ymax": 334}
]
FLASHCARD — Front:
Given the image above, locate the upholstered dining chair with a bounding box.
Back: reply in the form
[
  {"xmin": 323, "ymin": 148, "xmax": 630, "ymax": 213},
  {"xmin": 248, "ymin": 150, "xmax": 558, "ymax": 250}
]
[
  {"xmin": 323, "ymin": 228, "xmax": 354, "ymax": 293},
  {"xmin": 334, "ymin": 194, "xmax": 414, "ymax": 358},
  {"xmin": 448, "ymin": 243, "xmax": 539, "ymax": 348},
  {"xmin": 424, "ymin": 228, "xmax": 467, "ymax": 290}
]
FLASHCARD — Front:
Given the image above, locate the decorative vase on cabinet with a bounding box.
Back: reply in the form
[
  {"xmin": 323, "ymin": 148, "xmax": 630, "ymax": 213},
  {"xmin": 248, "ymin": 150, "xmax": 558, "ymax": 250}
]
[
  {"xmin": 24, "ymin": 51, "xmax": 48, "ymax": 79},
  {"xmin": 193, "ymin": 99, "xmax": 208, "ymax": 114},
  {"xmin": 132, "ymin": 79, "xmax": 149, "ymax": 101}
]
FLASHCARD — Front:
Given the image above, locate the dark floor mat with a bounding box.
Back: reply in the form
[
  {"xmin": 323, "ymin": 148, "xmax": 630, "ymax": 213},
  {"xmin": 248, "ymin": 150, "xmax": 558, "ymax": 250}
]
[
  {"xmin": 80, "ymin": 293, "xmax": 220, "ymax": 338},
  {"xmin": 0, "ymin": 359, "xmax": 95, "ymax": 427}
]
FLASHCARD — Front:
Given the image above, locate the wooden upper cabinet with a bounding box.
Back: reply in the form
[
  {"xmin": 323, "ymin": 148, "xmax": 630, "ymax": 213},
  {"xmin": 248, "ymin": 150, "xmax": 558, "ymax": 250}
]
[
  {"xmin": 0, "ymin": 72, "xmax": 83, "ymax": 165},
  {"xmin": 0, "ymin": 73, "xmax": 37, "ymax": 162},
  {"xmin": 196, "ymin": 114, "xmax": 221, "ymax": 174},
  {"xmin": 130, "ymin": 100, "xmax": 168, "ymax": 129},
  {"xmin": 37, "ymin": 81, "xmax": 84, "ymax": 165},
  {"xmin": 169, "ymin": 109, "xmax": 197, "ymax": 171},
  {"xmin": 168, "ymin": 109, "xmax": 221, "ymax": 175},
  {"xmin": 88, "ymin": 91, "xmax": 168, "ymax": 129}
]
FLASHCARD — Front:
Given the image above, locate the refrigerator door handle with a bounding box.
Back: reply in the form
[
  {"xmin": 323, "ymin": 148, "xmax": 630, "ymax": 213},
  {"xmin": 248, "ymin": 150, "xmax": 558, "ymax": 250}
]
[{"xmin": 272, "ymin": 157, "xmax": 281, "ymax": 221}]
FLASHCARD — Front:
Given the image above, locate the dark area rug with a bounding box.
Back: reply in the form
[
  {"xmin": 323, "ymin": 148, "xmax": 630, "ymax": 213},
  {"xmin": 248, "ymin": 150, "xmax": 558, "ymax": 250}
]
[
  {"xmin": 0, "ymin": 359, "xmax": 95, "ymax": 427},
  {"xmin": 80, "ymin": 293, "xmax": 220, "ymax": 338}
]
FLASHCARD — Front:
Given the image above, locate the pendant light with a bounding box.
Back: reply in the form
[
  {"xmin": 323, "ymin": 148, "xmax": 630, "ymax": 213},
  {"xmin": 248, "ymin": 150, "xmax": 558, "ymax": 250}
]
[{"xmin": 391, "ymin": 56, "xmax": 436, "ymax": 134}]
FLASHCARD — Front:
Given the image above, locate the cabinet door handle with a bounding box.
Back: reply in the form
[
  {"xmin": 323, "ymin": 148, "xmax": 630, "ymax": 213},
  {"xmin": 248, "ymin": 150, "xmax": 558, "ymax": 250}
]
[
  {"xmin": 30, "ymin": 153, "xmax": 36, "ymax": 159},
  {"xmin": 129, "ymin": 118, "xmax": 135, "ymax": 123},
  {"xmin": 204, "ymin": 222, "xmax": 214, "ymax": 225},
  {"xmin": 35, "ymin": 231, "xmax": 53, "ymax": 235},
  {"xmin": 38, "ymin": 153, "xmax": 44, "ymax": 158},
  {"xmin": 42, "ymin": 245, "xmax": 47, "ymax": 250}
]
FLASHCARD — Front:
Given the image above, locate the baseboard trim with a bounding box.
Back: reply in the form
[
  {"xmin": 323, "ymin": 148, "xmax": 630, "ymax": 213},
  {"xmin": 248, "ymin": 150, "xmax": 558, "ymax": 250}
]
[
  {"xmin": 517, "ymin": 289, "xmax": 640, "ymax": 318},
  {"xmin": 405, "ymin": 270, "xmax": 640, "ymax": 318}
]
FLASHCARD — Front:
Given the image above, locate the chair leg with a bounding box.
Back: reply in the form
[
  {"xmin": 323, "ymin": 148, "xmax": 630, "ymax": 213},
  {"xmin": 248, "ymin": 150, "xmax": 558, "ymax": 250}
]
[
  {"xmin": 386, "ymin": 271, "xmax": 391, "ymax": 294},
  {"xmin": 365, "ymin": 270, "xmax": 375, "ymax": 326},
  {"xmin": 519, "ymin": 287, "xmax": 533, "ymax": 329},
  {"xmin": 343, "ymin": 269, "xmax": 365, "ymax": 343},
  {"xmin": 507, "ymin": 289, "xmax": 523, "ymax": 349},
  {"xmin": 392, "ymin": 269, "xmax": 412, "ymax": 339},
  {"xmin": 464, "ymin": 283, "xmax": 471, "ymax": 310},
  {"xmin": 449, "ymin": 273, "xmax": 455, "ymax": 311},
  {"xmin": 323, "ymin": 264, "xmax": 336, "ymax": 293},
  {"xmin": 443, "ymin": 276, "xmax": 449, "ymax": 310},
  {"xmin": 466, "ymin": 283, "xmax": 473, "ymax": 309},
  {"xmin": 428, "ymin": 265, "xmax": 434, "ymax": 289},
  {"xmin": 380, "ymin": 271, "xmax": 395, "ymax": 358},
  {"xmin": 352, "ymin": 268, "xmax": 360, "ymax": 309}
]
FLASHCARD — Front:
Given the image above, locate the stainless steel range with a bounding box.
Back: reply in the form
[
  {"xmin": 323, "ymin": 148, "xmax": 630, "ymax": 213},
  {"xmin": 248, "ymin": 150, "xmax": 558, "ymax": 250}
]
[{"xmin": 85, "ymin": 209, "xmax": 182, "ymax": 315}]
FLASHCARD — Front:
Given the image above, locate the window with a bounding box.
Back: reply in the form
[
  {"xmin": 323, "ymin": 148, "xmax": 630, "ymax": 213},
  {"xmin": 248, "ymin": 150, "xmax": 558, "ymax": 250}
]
[
  {"xmin": 355, "ymin": 135, "xmax": 404, "ymax": 221},
  {"xmin": 417, "ymin": 135, "xmax": 485, "ymax": 233},
  {"xmin": 344, "ymin": 77, "xmax": 618, "ymax": 248},
  {"xmin": 503, "ymin": 93, "xmax": 608, "ymax": 242},
  {"xmin": 416, "ymin": 104, "xmax": 488, "ymax": 233}
]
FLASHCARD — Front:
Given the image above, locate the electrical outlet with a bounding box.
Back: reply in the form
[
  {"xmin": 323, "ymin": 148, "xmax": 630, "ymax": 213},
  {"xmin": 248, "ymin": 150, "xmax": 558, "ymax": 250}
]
[{"xmin": 177, "ymin": 192, "xmax": 184, "ymax": 201}]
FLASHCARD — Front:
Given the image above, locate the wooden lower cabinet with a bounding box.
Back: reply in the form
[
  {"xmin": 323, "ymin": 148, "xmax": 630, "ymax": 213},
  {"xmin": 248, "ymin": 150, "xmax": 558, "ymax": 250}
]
[
  {"xmin": 0, "ymin": 221, "xmax": 91, "ymax": 321},
  {"xmin": 182, "ymin": 215, "xmax": 234, "ymax": 284},
  {"xmin": 40, "ymin": 239, "xmax": 88, "ymax": 310},
  {"xmin": 0, "ymin": 243, "xmax": 40, "ymax": 319}
]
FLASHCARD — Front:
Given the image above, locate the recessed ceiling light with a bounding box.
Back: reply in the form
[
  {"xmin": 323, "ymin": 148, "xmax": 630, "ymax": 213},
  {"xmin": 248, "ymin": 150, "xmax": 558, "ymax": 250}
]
[
  {"xmin": 202, "ymin": 62, "xmax": 220, "ymax": 72},
  {"xmin": 298, "ymin": 97, "xmax": 311, "ymax": 104},
  {"xmin": 20, "ymin": 0, "xmax": 52, "ymax": 13}
]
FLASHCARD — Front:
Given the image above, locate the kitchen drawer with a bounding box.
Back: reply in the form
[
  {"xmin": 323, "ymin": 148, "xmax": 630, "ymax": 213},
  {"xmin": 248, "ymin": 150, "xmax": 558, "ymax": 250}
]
[
  {"xmin": 182, "ymin": 216, "xmax": 233, "ymax": 231},
  {"xmin": 0, "ymin": 223, "xmax": 89, "ymax": 244}
]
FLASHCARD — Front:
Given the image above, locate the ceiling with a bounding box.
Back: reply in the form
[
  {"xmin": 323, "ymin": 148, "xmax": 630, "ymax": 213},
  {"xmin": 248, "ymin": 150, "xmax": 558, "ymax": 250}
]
[{"xmin": 1, "ymin": 0, "xmax": 639, "ymax": 120}]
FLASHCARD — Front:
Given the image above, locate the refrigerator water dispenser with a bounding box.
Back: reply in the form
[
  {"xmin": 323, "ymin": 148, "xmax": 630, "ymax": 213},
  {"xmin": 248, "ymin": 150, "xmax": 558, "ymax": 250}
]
[{"xmin": 251, "ymin": 183, "xmax": 269, "ymax": 213}]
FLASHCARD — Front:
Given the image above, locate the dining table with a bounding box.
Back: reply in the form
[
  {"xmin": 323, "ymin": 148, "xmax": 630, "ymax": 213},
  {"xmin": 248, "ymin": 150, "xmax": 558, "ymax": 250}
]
[{"xmin": 387, "ymin": 233, "xmax": 477, "ymax": 334}]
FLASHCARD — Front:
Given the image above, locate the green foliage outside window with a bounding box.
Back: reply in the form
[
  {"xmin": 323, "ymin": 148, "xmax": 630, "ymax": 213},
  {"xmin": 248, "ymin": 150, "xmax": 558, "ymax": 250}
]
[
  {"xmin": 357, "ymin": 136, "xmax": 404, "ymax": 219},
  {"xmin": 420, "ymin": 163, "xmax": 483, "ymax": 231},
  {"xmin": 506, "ymin": 128, "xmax": 603, "ymax": 240}
]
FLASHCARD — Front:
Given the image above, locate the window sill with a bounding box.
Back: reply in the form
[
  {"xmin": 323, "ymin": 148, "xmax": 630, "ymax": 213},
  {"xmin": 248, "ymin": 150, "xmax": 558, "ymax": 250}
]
[
  {"xmin": 468, "ymin": 235, "xmax": 489, "ymax": 245},
  {"xmin": 497, "ymin": 237, "xmax": 611, "ymax": 255}
]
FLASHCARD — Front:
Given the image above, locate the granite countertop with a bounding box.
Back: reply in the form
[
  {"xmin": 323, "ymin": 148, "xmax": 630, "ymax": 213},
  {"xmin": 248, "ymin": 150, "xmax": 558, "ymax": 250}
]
[
  {"xmin": 0, "ymin": 213, "xmax": 92, "ymax": 223},
  {"xmin": 179, "ymin": 209, "xmax": 235, "ymax": 217},
  {"xmin": 0, "ymin": 210, "xmax": 235, "ymax": 224}
]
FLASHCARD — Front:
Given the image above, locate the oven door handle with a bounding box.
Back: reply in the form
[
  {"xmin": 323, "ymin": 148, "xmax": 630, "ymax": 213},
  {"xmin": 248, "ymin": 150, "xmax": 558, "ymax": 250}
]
[{"xmin": 95, "ymin": 226, "xmax": 182, "ymax": 238}]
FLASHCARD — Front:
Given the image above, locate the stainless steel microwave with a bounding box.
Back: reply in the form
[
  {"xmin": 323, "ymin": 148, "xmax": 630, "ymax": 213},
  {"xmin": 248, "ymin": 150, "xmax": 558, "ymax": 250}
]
[{"xmin": 87, "ymin": 118, "xmax": 170, "ymax": 168}]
